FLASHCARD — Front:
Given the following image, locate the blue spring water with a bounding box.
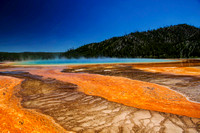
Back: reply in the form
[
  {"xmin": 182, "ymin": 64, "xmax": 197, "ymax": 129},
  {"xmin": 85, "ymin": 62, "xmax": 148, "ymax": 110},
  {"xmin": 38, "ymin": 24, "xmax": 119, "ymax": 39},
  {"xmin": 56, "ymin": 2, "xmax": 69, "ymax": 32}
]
[{"xmin": 15, "ymin": 58, "xmax": 177, "ymax": 65}]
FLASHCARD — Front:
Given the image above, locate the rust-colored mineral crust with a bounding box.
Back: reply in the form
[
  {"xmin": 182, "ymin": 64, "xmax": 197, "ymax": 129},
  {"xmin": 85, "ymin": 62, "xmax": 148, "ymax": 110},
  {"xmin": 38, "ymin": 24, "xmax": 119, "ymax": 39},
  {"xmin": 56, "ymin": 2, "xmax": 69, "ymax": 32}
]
[
  {"xmin": 0, "ymin": 76, "xmax": 70, "ymax": 133},
  {"xmin": 135, "ymin": 66, "xmax": 200, "ymax": 76},
  {"xmin": 29, "ymin": 67, "xmax": 200, "ymax": 118}
]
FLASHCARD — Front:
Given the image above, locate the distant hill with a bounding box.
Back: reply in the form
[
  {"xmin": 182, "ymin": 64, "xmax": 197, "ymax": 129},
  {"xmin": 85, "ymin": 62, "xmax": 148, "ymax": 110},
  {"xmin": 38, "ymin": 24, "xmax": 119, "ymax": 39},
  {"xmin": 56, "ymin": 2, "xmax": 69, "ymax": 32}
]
[
  {"xmin": 63, "ymin": 24, "xmax": 200, "ymax": 58},
  {"xmin": 0, "ymin": 52, "xmax": 61, "ymax": 61}
]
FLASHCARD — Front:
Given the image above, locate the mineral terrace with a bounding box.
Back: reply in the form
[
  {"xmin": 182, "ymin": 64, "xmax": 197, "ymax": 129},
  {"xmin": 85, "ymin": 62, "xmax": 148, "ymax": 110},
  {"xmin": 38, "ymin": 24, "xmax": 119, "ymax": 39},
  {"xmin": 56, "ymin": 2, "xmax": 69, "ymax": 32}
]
[{"xmin": 0, "ymin": 59, "xmax": 200, "ymax": 133}]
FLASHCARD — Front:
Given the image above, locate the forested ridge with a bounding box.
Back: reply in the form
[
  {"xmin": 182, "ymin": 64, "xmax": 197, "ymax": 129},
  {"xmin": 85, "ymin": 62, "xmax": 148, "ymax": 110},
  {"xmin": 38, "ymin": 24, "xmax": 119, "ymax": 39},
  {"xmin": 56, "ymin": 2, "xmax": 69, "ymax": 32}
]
[
  {"xmin": 63, "ymin": 24, "xmax": 200, "ymax": 58},
  {"xmin": 1, "ymin": 24, "xmax": 200, "ymax": 62}
]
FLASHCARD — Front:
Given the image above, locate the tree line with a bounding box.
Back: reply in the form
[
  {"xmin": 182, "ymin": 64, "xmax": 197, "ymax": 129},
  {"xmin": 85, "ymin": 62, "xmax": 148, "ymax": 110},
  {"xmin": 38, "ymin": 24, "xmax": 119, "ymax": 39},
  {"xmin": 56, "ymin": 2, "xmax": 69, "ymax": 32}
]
[{"xmin": 63, "ymin": 24, "xmax": 200, "ymax": 58}]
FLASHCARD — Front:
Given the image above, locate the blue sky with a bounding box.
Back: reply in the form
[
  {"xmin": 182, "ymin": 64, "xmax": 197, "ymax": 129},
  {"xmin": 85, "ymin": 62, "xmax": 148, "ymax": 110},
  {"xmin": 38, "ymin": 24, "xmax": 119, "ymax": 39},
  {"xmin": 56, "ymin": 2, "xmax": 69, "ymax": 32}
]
[{"xmin": 0, "ymin": 0, "xmax": 200, "ymax": 52}]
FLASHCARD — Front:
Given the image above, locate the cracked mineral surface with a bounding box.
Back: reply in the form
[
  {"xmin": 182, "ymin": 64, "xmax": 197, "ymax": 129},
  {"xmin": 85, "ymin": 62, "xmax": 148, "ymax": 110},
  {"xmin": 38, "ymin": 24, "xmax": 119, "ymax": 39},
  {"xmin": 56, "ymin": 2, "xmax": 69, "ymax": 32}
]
[{"xmin": 0, "ymin": 60, "xmax": 200, "ymax": 133}]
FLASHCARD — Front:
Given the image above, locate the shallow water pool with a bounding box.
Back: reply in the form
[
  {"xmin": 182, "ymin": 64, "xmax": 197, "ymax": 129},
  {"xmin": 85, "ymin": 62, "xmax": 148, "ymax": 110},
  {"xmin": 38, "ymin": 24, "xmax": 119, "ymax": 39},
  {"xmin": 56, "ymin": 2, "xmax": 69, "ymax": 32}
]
[{"xmin": 15, "ymin": 58, "xmax": 177, "ymax": 65}]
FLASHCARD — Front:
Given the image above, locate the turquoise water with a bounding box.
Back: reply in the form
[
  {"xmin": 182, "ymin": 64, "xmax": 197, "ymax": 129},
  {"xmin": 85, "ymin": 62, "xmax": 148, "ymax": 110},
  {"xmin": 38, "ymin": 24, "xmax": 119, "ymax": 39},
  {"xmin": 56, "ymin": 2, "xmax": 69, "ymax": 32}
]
[{"xmin": 15, "ymin": 58, "xmax": 177, "ymax": 65}]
